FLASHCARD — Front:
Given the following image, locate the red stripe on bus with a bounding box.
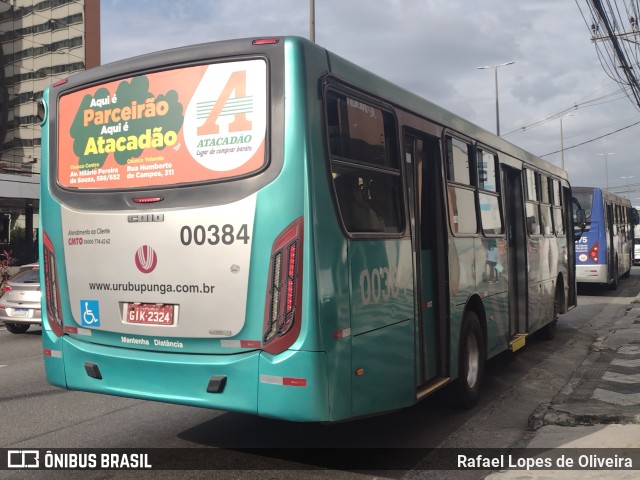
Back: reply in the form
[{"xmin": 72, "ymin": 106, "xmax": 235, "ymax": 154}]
[{"xmin": 283, "ymin": 377, "xmax": 307, "ymax": 387}]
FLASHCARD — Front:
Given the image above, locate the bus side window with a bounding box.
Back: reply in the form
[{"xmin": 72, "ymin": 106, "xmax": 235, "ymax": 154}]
[
  {"xmin": 539, "ymin": 175, "xmax": 553, "ymax": 236},
  {"xmin": 445, "ymin": 136, "xmax": 477, "ymax": 234},
  {"xmin": 551, "ymin": 179, "xmax": 565, "ymax": 235},
  {"xmin": 524, "ymin": 169, "xmax": 541, "ymax": 236},
  {"xmin": 325, "ymin": 90, "xmax": 403, "ymax": 235},
  {"xmin": 476, "ymin": 148, "xmax": 503, "ymax": 235}
]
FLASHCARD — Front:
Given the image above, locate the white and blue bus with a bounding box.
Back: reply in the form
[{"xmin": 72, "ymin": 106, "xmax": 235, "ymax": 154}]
[{"xmin": 574, "ymin": 187, "xmax": 635, "ymax": 289}]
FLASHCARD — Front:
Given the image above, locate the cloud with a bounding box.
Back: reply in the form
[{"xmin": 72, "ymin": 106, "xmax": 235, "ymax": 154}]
[{"xmin": 100, "ymin": 0, "xmax": 640, "ymax": 197}]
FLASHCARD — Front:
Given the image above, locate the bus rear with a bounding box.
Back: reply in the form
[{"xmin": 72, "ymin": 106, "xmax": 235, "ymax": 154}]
[
  {"xmin": 40, "ymin": 38, "xmax": 328, "ymax": 421},
  {"xmin": 574, "ymin": 187, "xmax": 632, "ymax": 287}
]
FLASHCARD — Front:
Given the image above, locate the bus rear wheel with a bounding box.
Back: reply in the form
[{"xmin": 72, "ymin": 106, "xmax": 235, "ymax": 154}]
[{"xmin": 452, "ymin": 311, "xmax": 485, "ymax": 409}]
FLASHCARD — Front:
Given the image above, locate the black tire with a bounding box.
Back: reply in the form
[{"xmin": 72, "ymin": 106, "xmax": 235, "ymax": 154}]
[
  {"xmin": 5, "ymin": 323, "xmax": 30, "ymax": 334},
  {"xmin": 451, "ymin": 311, "xmax": 485, "ymax": 409}
]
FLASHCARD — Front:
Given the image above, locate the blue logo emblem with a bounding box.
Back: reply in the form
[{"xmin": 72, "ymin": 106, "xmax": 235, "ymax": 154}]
[{"xmin": 81, "ymin": 300, "xmax": 100, "ymax": 327}]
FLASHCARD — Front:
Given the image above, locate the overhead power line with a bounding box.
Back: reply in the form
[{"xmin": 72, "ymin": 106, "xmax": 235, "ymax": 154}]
[
  {"xmin": 501, "ymin": 86, "xmax": 628, "ymax": 137},
  {"xmin": 575, "ymin": 0, "xmax": 640, "ymax": 110},
  {"xmin": 539, "ymin": 118, "xmax": 640, "ymax": 157}
]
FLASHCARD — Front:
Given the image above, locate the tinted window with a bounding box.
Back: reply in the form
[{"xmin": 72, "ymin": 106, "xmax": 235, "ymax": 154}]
[
  {"xmin": 525, "ymin": 169, "xmax": 537, "ymax": 201},
  {"xmin": 326, "ymin": 92, "xmax": 398, "ymax": 168},
  {"xmin": 326, "ymin": 90, "xmax": 403, "ymax": 235},
  {"xmin": 448, "ymin": 186, "xmax": 477, "ymax": 234},
  {"xmin": 479, "ymin": 193, "xmax": 503, "ymax": 234},
  {"xmin": 446, "ymin": 137, "xmax": 471, "ymax": 185},
  {"xmin": 526, "ymin": 202, "xmax": 541, "ymax": 236},
  {"xmin": 332, "ymin": 165, "xmax": 403, "ymax": 233},
  {"xmin": 573, "ymin": 190, "xmax": 594, "ymax": 221},
  {"xmin": 540, "ymin": 175, "xmax": 551, "ymax": 204},
  {"xmin": 477, "ymin": 150, "xmax": 498, "ymax": 192},
  {"xmin": 11, "ymin": 268, "xmax": 40, "ymax": 284}
]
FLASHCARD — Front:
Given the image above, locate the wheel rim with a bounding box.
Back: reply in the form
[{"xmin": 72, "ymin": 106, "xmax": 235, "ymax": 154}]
[{"xmin": 466, "ymin": 332, "xmax": 480, "ymax": 389}]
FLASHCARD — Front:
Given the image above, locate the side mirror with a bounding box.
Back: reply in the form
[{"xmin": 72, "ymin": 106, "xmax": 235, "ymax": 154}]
[
  {"xmin": 632, "ymin": 208, "xmax": 639, "ymax": 226},
  {"xmin": 575, "ymin": 208, "xmax": 586, "ymax": 228}
]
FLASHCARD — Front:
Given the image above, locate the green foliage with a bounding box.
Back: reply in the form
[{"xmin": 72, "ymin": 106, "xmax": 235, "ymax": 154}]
[{"xmin": 69, "ymin": 76, "xmax": 184, "ymax": 169}]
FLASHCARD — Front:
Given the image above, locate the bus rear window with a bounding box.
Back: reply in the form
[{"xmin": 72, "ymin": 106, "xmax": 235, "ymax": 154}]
[
  {"xmin": 56, "ymin": 59, "xmax": 267, "ymax": 190},
  {"xmin": 326, "ymin": 92, "xmax": 398, "ymax": 168},
  {"xmin": 573, "ymin": 191, "xmax": 594, "ymax": 221}
]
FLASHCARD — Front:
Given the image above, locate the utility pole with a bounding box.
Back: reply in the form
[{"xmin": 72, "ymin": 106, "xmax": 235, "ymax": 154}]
[{"xmin": 310, "ymin": 0, "xmax": 315, "ymax": 43}]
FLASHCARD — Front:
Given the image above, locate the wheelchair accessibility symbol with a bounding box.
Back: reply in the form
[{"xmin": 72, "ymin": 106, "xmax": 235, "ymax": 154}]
[{"xmin": 81, "ymin": 300, "xmax": 100, "ymax": 327}]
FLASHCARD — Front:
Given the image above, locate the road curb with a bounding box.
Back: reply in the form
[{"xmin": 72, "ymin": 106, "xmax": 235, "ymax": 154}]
[
  {"xmin": 527, "ymin": 293, "xmax": 640, "ymax": 432},
  {"xmin": 528, "ymin": 402, "xmax": 640, "ymax": 431}
]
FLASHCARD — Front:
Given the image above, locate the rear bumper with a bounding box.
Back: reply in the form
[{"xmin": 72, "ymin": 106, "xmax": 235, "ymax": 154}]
[
  {"xmin": 576, "ymin": 264, "xmax": 607, "ymax": 283},
  {"xmin": 43, "ymin": 335, "xmax": 330, "ymax": 422},
  {"xmin": 0, "ymin": 312, "xmax": 42, "ymax": 325}
]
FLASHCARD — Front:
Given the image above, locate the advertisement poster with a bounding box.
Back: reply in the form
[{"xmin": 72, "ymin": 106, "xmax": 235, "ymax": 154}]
[{"xmin": 57, "ymin": 59, "xmax": 267, "ymax": 189}]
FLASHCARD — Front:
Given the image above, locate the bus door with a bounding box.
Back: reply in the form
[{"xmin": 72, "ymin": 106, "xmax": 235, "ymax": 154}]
[
  {"xmin": 404, "ymin": 132, "xmax": 447, "ymax": 389},
  {"xmin": 502, "ymin": 166, "xmax": 528, "ymax": 338},
  {"xmin": 606, "ymin": 202, "xmax": 615, "ymax": 279}
]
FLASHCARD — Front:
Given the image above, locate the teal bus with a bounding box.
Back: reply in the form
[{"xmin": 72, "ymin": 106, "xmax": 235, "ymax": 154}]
[{"xmin": 39, "ymin": 36, "xmax": 577, "ymax": 422}]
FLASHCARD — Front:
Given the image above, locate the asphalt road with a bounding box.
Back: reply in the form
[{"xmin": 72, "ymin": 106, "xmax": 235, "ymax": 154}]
[{"xmin": 1, "ymin": 268, "xmax": 638, "ymax": 480}]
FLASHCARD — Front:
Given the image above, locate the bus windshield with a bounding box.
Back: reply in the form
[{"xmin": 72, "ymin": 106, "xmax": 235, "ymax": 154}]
[
  {"xmin": 572, "ymin": 190, "xmax": 593, "ymax": 222},
  {"xmin": 57, "ymin": 59, "xmax": 267, "ymax": 190}
]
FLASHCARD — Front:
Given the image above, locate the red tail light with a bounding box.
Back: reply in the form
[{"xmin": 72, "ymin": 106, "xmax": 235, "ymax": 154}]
[
  {"xmin": 43, "ymin": 231, "xmax": 64, "ymax": 336},
  {"xmin": 589, "ymin": 242, "xmax": 599, "ymax": 263},
  {"xmin": 3, "ymin": 285, "xmax": 11, "ymax": 293},
  {"xmin": 263, "ymin": 217, "xmax": 304, "ymax": 355},
  {"xmin": 252, "ymin": 38, "xmax": 279, "ymax": 45}
]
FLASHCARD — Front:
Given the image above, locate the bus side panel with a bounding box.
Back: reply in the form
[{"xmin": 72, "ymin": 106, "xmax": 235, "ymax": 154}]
[
  {"xmin": 40, "ymin": 88, "xmax": 70, "ymax": 389},
  {"xmin": 258, "ymin": 350, "xmax": 330, "ymax": 421},
  {"xmin": 351, "ymin": 320, "xmax": 414, "ymax": 417},
  {"xmin": 483, "ymin": 292, "xmax": 510, "ymax": 359},
  {"xmin": 349, "ymin": 239, "xmax": 415, "ymax": 417},
  {"xmin": 448, "ymin": 303, "xmax": 465, "ymax": 380},
  {"xmin": 448, "ymin": 237, "xmax": 476, "ymax": 308},
  {"xmin": 448, "ymin": 237, "xmax": 475, "ymax": 380}
]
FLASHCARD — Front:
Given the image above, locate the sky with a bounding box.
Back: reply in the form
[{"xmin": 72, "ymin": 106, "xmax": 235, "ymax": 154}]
[{"xmin": 100, "ymin": 0, "xmax": 640, "ymax": 204}]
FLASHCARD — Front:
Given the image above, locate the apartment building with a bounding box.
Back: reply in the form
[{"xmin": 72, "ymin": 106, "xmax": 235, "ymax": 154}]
[{"xmin": 0, "ymin": 0, "xmax": 99, "ymax": 263}]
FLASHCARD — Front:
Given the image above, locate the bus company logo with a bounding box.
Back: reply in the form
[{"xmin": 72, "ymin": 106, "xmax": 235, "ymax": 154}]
[
  {"xmin": 8, "ymin": 450, "xmax": 39, "ymax": 468},
  {"xmin": 135, "ymin": 245, "xmax": 157, "ymax": 274},
  {"xmin": 183, "ymin": 61, "xmax": 266, "ymax": 172}
]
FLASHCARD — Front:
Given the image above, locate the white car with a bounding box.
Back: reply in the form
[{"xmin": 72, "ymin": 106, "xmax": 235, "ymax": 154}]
[{"xmin": 0, "ymin": 264, "xmax": 41, "ymax": 334}]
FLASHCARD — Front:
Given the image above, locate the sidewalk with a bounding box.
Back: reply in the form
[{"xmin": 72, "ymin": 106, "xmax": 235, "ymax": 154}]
[{"xmin": 485, "ymin": 296, "xmax": 640, "ymax": 479}]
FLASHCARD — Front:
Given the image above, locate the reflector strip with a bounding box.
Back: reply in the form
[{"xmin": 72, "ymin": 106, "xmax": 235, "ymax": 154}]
[
  {"xmin": 43, "ymin": 348, "xmax": 62, "ymax": 358},
  {"xmin": 260, "ymin": 374, "xmax": 307, "ymax": 387},
  {"xmin": 220, "ymin": 340, "xmax": 261, "ymax": 348},
  {"xmin": 332, "ymin": 328, "xmax": 351, "ymax": 339},
  {"xmin": 64, "ymin": 326, "xmax": 92, "ymax": 336}
]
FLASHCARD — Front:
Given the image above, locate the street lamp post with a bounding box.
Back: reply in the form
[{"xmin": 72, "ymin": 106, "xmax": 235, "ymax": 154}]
[
  {"xmin": 310, "ymin": 0, "xmax": 315, "ymax": 42},
  {"xmin": 596, "ymin": 153, "xmax": 615, "ymax": 191},
  {"xmin": 477, "ymin": 61, "xmax": 515, "ymax": 136},
  {"xmin": 559, "ymin": 113, "xmax": 573, "ymax": 170}
]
